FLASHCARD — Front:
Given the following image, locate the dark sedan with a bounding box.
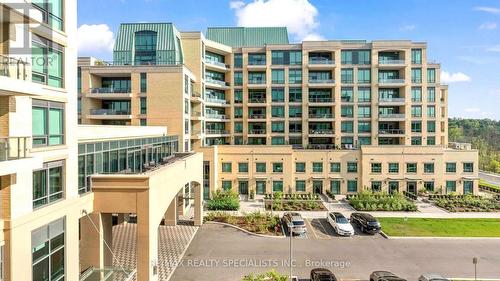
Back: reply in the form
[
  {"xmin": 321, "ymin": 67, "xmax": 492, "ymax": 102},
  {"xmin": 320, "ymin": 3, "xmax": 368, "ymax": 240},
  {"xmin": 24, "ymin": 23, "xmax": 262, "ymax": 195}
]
[
  {"xmin": 350, "ymin": 212, "xmax": 381, "ymax": 234},
  {"xmin": 370, "ymin": 271, "xmax": 407, "ymax": 281},
  {"xmin": 311, "ymin": 268, "xmax": 337, "ymax": 281}
]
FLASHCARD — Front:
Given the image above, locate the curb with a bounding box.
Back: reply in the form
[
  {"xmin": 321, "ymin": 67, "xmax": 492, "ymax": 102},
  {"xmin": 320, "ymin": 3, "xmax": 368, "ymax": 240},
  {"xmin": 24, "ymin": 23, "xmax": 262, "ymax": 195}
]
[
  {"xmin": 380, "ymin": 231, "xmax": 500, "ymax": 240},
  {"xmin": 205, "ymin": 221, "xmax": 286, "ymax": 239},
  {"xmin": 379, "ymin": 231, "xmax": 389, "ymax": 239}
]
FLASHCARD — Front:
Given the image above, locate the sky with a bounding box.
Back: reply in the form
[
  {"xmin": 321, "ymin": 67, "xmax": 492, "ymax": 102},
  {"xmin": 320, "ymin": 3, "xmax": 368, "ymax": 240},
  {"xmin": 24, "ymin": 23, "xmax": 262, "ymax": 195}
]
[{"xmin": 77, "ymin": 0, "xmax": 500, "ymax": 120}]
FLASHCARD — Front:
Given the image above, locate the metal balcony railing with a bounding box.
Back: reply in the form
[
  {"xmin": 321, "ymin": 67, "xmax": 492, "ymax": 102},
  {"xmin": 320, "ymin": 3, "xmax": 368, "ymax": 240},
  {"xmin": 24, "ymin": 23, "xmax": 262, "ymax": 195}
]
[
  {"xmin": 248, "ymin": 97, "xmax": 266, "ymax": 103},
  {"xmin": 249, "ymin": 114, "xmax": 266, "ymax": 119},
  {"xmin": 249, "ymin": 129, "xmax": 266, "ymax": 134},
  {"xmin": 89, "ymin": 109, "xmax": 131, "ymax": 115},
  {"xmin": 379, "ymin": 59, "xmax": 405, "ymax": 65},
  {"xmin": 379, "ymin": 129, "xmax": 405, "ymax": 135},
  {"xmin": 205, "ymin": 59, "xmax": 229, "ymax": 69},
  {"xmin": 379, "ymin": 113, "xmax": 405, "ymax": 119},
  {"xmin": 379, "ymin": 78, "xmax": 405, "ymax": 84},
  {"xmin": 309, "ymin": 58, "xmax": 334, "ymax": 65},
  {"xmin": 205, "ymin": 97, "xmax": 228, "ymax": 104},
  {"xmin": 205, "ymin": 78, "xmax": 229, "ymax": 87},
  {"xmin": 0, "ymin": 54, "xmax": 28, "ymax": 80},
  {"xmin": 248, "ymin": 60, "xmax": 266, "ymax": 66},
  {"xmin": 206, "ymin": 129, "xmax": 229, "ymax": 135},
  {"xmin": 248, "ymin": 79, "xmax": 266, "ymax": 84},
  {"xmin": 0, "ymin": 136, "xmax": 29, "ymax": 162},
  {"xmin": 205, "ymin": 113, "xmax": 227, "ymax": 120},
  {"xmin": 309, "ymin": 97, "xmax": 333, "ymax": 103},
  {"xmin": 90, "ymin": 87, "xmax": 131, "ymax": 94},
  {"xmin": 379, "ymin": 97, "xmax": 406, "ymax": 103},
  {"xmin": 308, "ymin": 79, "xmax": 335, "ymax": 84},
  {"xmin": 309, "ymin": 129, "xmax": 334, "ymax": 134},
  {"xmin": 309, "ymin": 113, "xmax": 333, "ymax": 119}
]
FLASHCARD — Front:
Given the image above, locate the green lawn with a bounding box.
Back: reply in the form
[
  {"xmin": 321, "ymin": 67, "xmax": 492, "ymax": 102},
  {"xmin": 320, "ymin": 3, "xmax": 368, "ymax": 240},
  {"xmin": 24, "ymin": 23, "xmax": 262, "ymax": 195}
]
[{"xmin": 378, "ymin": 217, "xmax": 500, "ymax": 237}]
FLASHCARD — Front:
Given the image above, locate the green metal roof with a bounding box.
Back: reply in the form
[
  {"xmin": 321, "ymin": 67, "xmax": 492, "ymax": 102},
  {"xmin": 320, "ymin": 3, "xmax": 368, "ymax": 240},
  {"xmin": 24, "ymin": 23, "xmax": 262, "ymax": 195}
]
[
  {"xmin": 206, "ymin": 27, "xmax": 289, "ymax": 47},
  {"xmin": 113, "ymin": 23, "xmax": 183, "ymax": 65}
]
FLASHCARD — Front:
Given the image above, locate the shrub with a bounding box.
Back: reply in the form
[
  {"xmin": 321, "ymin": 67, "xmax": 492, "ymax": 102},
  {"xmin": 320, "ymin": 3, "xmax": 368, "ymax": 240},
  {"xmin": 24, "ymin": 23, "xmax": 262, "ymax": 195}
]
[
  {"xmin": 207, "ymin": 190, "xmax": 240, "ymax": 211},
  {"xmin": 243, "ymin": 269, "xmax": 288, "ymax": 281},
  {"xmin": 348, "ymin": 190, "xmax": 417, "ymax": 211}
]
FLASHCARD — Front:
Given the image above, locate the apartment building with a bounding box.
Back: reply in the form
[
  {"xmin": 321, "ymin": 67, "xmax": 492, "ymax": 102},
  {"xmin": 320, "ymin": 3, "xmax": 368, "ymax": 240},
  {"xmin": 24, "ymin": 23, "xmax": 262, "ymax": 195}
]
[{"xmin": 78, "ymin": 23, "xmax": 477, "ymax": 198}]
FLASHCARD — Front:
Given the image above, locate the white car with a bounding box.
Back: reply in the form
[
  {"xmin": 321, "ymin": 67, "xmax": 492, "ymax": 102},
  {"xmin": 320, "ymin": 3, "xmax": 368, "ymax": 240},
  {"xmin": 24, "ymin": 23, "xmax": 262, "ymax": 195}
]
[
  {"xmin": 418, "ymin": 274, "xmax": 450, "ymax": 281},
  {"xmin": 327, "ymin": 212, "xmax": 354, "ymax": 236}
]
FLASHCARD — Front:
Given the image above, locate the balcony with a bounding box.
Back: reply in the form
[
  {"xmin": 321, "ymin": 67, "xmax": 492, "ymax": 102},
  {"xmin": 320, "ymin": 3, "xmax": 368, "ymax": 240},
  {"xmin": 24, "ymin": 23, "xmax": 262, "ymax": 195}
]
[
  {"xmin": 308, "ymin": 58, "xmax": 335, "ymax": 69},
  {"xmin": 0, "ymin": 136, "xmax": 29, "ymax": 162},
  {"xmin": 205, "ymin": 129, "xmax": 230, "ymax": 135},
  {"xmin": 205, "ymin": 113, "xmax": 229, "ymax": 121},
  {"xmin": 205, "ymin": 97, "xmax": 229, "ymax": 106},
  {"xmin": 205, "ymin": 78, "xmax": 230, "ymax": 89},
  {"xmin": 309, "ymin": 129, "xmax": 334, "ymax": 135},
  {"xmin": 87, "ymin": 87, "xmax": 132, "ymax": 99},
  {"xmin": 205, "ymin": 58, "xmax": 230, "ymax": 72},
  {"xmin": 378, "ymin": 113, "xmax": 405, "ymax": 120},
  {"xmin": 0, "ymin": 55, "xmax": 46, "ymax": 97},
  {"xmin": 378, "ymin": 78, "xmax": 405, "ymax": 86},
  {"xmin": 378, "ymin": 129, "xmax": 405, "ymax": 136},
  {"xmin": 190, "ymin": 91, "xmax": 203, "ymax": 102},
  {"xmin": 248, "ymin": 79, "xmax": 267, "ymax": 88},
  {"xmin": 248, "ymin": 97, "xmax": 266, "ymax": 104},
  {"xmin": 247, "ymin": 60, "xmax": 267, "ymax": 70},
  {"xmin": 309, "ymin": 97, "xmax": 334, "ymax": 104},
  {"xmin": 309, "ymin": 113, "xmax": 334, "ymax": 119},
  {"xmin": 308, "ymin": 79, "xmax": 335, "ymax": 87},
  {"xmin": 248, "ymin": 129, "xmax": 266, "ymax": 135},
  {"xmin": 378, "ymin": 59, "xmax": 406, "ymax": 68},
  {"xmin": 88, "ymin": 109, "xmax": 132, "ymax": 120},
  {"xmin": 1, "ymin": 55, "xmax": 28, "ymax": 81},
  {"xmin": 378, "ymin": 97, "xmax": 406, "ymax": 105},
  {"xmin": 248, "ymin": 114, "xmax": 266, "ymax": 120}
]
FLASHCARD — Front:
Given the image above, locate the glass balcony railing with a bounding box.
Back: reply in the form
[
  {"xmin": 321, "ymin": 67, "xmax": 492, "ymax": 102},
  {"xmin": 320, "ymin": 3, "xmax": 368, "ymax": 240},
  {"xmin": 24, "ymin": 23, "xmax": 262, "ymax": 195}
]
[
  {"xmin": 248, "ymin": 79, "xmax": 266, "ymax": 84},
  {"xmin": 379, "ymin": 59, "xmax": 405, "ymax": 65},
  {"xmin": 379, "ymin": 129, "xmax": 405, "ymax": 135},
  {"xmin": 205, "ymin": 58, "xmax": 229, "ymax": 69},
  {"xmin": 205, "ymin": 78, "xmax": 229, "ymax": 87},
  {"xmin": 379, "ymin": 97, "xmax": 406, "ymax": 103},
  {"xmin": 309, "ymin": 97, "xmax": 333, "ymax": 103},
  {"xmin": 206, "ymin": 129, "xmax": 229, "ymax": 135},
  {"xmin": 249, "ymin": 129, "xmax": 266, "ymax": 134},
  {"xmin": 378, "ymin": 78, "xmax": 405, "ymax": 84},
  {"xmin": 205, "ymin": 113, "xmax": 227, "ymax": 120},
  {"xmin": 309, "ymin": 58, "xmax": 334, "ymax": 65},
  {"xmin": 309, "ymin": 129, "xmax": 334, "ymax": 134},
  {"xmin": 205, "ymin": 97, "xmax": 228, "ymax": 104},
  {"xmin": 248, "ymin": 97, "xmax": 266, "ymax": 103},
  {"xmin": 0, "ymin": 136, "xmax": 29, "ymax": 162},
  {"xmin": 90, "ymin": 87, "xmax": 131, "ymax": 94},
  {"xmin": 379, "ymin": 113, "xmax": 405, "ymax": 119},
  {"xmin": 249, "ymin": 114, "xmax": 266, "ymax": 119},
  {"xmin": 89, "ymin": 109, "xmax": 131, "ymax": 115},
  {"xmin": 309, "ymin": 113, "xmax": 333, "ymax": 118},
  {"xmin": 308, "ymin": 78, "xmax": 335, "ymax": 84},
  {"xmin": 0, "ymin": 54, "xmax": 28, "ymax": 81}
]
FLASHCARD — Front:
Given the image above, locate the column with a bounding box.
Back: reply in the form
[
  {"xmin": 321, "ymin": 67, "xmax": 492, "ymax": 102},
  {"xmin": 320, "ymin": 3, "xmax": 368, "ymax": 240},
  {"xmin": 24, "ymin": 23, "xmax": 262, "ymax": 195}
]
[
  {"xmin": 164, "ymin": 196, "xmax": 178, "ymax": 226},
  {"xmin": 193, "ymin": 183, "xmax": 203, "ymax": 226},
  {"xmin": 136, "ymin": 192, "xmax": 159, "ymax": 281},
  {"xmin": 79, "ymin": 212, "xmax": 113, "ymax": 270}
]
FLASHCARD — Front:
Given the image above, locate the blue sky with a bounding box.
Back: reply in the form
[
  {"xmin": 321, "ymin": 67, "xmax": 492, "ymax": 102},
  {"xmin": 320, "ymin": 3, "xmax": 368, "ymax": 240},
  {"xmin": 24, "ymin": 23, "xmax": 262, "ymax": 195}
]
[{"xmin": 77, "ymin": 0, "xmax": 500, "ymax": 120}]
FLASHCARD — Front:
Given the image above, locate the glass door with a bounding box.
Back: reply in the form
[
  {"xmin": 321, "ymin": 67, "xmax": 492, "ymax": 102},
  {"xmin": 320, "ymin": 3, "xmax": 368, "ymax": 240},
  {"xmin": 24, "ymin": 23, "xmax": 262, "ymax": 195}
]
[
  {"xmin": 313, "ymin": 180, "xmax": 323, "ymax": 194},
  {"xmin": 238, "ymin": 181, "xmax": 249, "ymax": 195},
  {"xmin": 407, "ymin": 181, "xmax": 417, "ymax": 194}
]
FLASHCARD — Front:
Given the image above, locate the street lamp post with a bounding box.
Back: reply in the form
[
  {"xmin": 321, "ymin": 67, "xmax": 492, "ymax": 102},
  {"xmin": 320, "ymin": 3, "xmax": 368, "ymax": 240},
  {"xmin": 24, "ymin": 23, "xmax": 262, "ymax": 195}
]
[
  {"xmin": 473, "ymin": 257, "xmax": 478, "ymax": 281},
  {"xmin": 289, "ymin": 223, "xmax": 293, "ymax": 281}
]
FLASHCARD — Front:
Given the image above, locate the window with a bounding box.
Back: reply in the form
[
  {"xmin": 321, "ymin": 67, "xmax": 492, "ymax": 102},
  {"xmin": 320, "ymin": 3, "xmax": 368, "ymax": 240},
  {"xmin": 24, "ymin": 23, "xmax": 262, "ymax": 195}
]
[
  {"xmin": 341, "ymin": 106, "xmax": 353, "ymax": 117},
  {"xmin": 341, "ymin": 121, "xmax": 354, "ymax": 133},
  {"xmin": 289, "ymin": 69, "xmax": 302, "ymax": 84},
  {"xmin": 234, "ymin": 137, "xmax": 243, "ymax": 145},
  {"xmin": 296, "ymin": 180, "xmax": 306, "ymax": 192},
  {"xmin": 222, "ymin": 162, "xmax": 232, "ymax": 172},
  {"xmin": 271, "ymin": 122, "xmax": 284, "ymax": 133},
  {"xmin": 234, "ymin": 107, "xmax": 243, "ymax": 118},
  {"xmin": 358, "ymin": 106, "xmax": 371, "ymax": 118},
  {"xmin": 256, "ymin": 181, "xmax": 266, "ymax": 195},
  {"xmin": 446, "ymin": 162, "xmax": 457, "ymax": 173},
  {"xmin": 411, "ymin": 68, "xmax": 422, "ymax": 83},
  {"xmin": 290, "ymin": 51, "xmax": 302, "ymax": 65},
  {"xmin": 248, "ymin": 72, "xmax": 266, "ymax": 84},
  {"xmin": 463, "ymin": 162, "xmax": 474, "ymax": 173},
  {"xmin": 412, "ymin": 106, "xmax": 422, "ymax": 117},
  {"xmin": 347, "ymin": 162, "xmax": 357, "ymax": 173},
  {"xmin": 272, "ymin": 88, "xmax": 285, "ymax": 102},
  {"xmin": 411, "ymin": 121, "xmax": 422, "ymax": 133},
  {"xmin": 134, "ymin": 31, "xmax": 158, "ymax": 65},
  {"xmin": 424, "ymin": 163, "xmax": 435, "ymax": 173},
  {"xmin": 271, "ymin": 51, "xmax": 285, "ymax": 65},
  {"xmin": 371, "ymin": 181, "xmax": 382, "ymax": 192},
  {"xmin": 341, "ymin": 50, "xmax": 353, "ymax": 64},
  {"xmin": 32, "ymin": 0, "xmax": 63, "ymax": 30},
  {"xmin": 271, "ymin": 137, "xmax": 285, "ymax": 145},
  {"xmin": 411, "ymin": 87, "xmax": 422, "ymax": 102},
  {"xmin": 388, "ymin": 163, "xmax": 399, "ymax": 173},
  {"xmin": 406, "ymin": 163, "xmax": 417, "ymax": 173},
  {"xmin": 256, "ymin": 162, "xmax": 266, "ymax": 173},
  {"xmin": 330, "ymin": 180, "xmax": 341, "ymax": 194},
  {"xmin": 271, "ymin": 106, "xmax": 285, "ymax": 118},
  {"xmin": 222, "ymin": 181, "xmax": 232, "ymax": 191},
  {"xmin": 358, "ymin": 121, "xmax": 371, "ymax": 133},
  {"xmin": 427, "ymin": 136, "xmax": 436, "ymax": 145},
  {"xmin": 140, "ymin": 119, "xmax": 147, "ymax": 126},
  {"xmin": 342, "ymin": 50, "xmax": 371, "ymax": 65},
  {"xmin": 427, "ymin": 68, "xmax": 436, "ymax": 83},
  {"xmin": 358, "ymin": 69, "xmax": 371, "ymax": 83},
  {"xmin": 312, "ymin": 162, "xmax": 323, "ymax": 173},
  {"xmin": 234, "ymin": 122, "xmax": 243, "ymax": 133},
  {"xmin": 289, "ymin": 106, "xmax": 302, "ymax": 117},
  {"xmin": 330, "ymin": 162, "xmax": 340, "ymax": 173},
  {"xmin": 271, "ymin": 50, "xmax": 302, "ymax": 65},
  {"xmin": 411, "ymin": 49, "xmax": 422, "ymax": 64},
  {"xmin": 424, "ymin": 181, "xmax": 434, "ymax": 192},
  {"xmin": 347, "ymin": 180, "xmax": 357, "ymax": 192},
  {"xmin": 289, "ymin": 87, "xmax": 302, "ymax": 102},
  {"xmin": 341, "ymin": 69, "xmax": 354, "ymax": 83},
  {"xmin": 140, "ymin": 97, "xmax": 147, "ymax": 114},
  {"xmin": 371, "ymin": 163, "xmax": 382, "ymax": 173},
  {"xmin": 446, "ymin": 181, "xmax": 456, "ymax": 193},
  {"xmin": 273, "ymin": 163, "xmax": 283, "ymax": 173},
  {"xmin": 296, "ymin": 162, "xmax": 305, "ymax": 173},
  {"xmin": 358, "ymin": 87, "xmax": 371, "ymax": 102},
  {"xmin": 341, "ymin": 87, "xmax": 354, "ymax": 102},
  {"xmin": 238, "ymin": 162, "xmax": 248, "ymax": 173},
  {"xmin": 140, "ymin": 73, "xmax": 147, "ymax": 92},
  {"xmin": 427, "ymin": 106, "xmax": 436, "ymax": 118},
  {"xmin": 427, "ymin": 121, "xmax": 436, "ymax": 133},
  {"xmin": 389, "ymin": 181, "xmax": 399, "ymax": 193},
  {"xmin": 248, "ymin": 53, "xmax": 266, "ymax": 65},
  {"xmin": 32, "ymin": 36, "xmax": 64, "ymax": 87},
  {"xmin": 273, "ymin": 181, "xmax": 283, "ymax": 192},
  {"xmin": 427, "ymin": 87, "xmax": 436, "ymax": 102},
  {"xmin": 411, "ymin": 137, "xmax": 422, "ymax": 145},
  {"xmin": 32, "ymin": 218, "xmax": 65, "ymax": 281},
  {"xmin": 272, "ymin": 69, "xmax": 285, "ymax": 84},
  {"xmin": 234, "ymin": 53, "xmax": 242, "ymax": 68},
  {"xmin": 464, "ymin": 181, "xmax": 474, "ymax": 194},
  {"xmin": 33, "ymin": 161, "xmax": 64, "ymax": 208},
  {"xmin": 359, "ymin": 137, "xmax": 371, "ymax": 145},
  {"xmin": 234, "ymin": 90, "xmax": 243, "ymax": 104},
  {"xmin": 234, "ymin": 71, "xmax": 243, "ymax": 86},
  {"xmin": 184, "ymin": 75, "xmax": 189, "ymax": 93},
  {"xmin": 32, "ymin": 100, "xmax": 64, "ymax": 147}
]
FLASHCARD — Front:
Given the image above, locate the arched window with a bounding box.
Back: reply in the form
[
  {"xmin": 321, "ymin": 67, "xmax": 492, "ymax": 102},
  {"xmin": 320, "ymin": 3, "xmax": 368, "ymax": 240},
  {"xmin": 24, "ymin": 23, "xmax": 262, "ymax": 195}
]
[{"xmin": 134, "ymin": 31, "xmax": 157, "ymax": 65}]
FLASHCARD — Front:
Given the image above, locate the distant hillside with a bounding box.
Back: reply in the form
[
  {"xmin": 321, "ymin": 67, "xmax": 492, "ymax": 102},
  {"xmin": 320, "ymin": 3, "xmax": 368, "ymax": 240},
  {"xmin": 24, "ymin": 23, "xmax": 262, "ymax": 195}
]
[{"xmin": 448, "ymin": 118, "xmax": 500, "ymax": 173}]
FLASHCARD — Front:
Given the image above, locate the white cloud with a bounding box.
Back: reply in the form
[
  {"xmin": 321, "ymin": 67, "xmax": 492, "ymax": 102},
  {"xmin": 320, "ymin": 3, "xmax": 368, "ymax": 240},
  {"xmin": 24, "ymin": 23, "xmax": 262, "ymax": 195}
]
[
  {"xmin": 399, "ymin": 24, "xmax": 416, "ymax": 31},
  {"xmin": 441, "ymin": 71, "xmax": 471, "ymax": 83},
  {"xmin": 229, "ymin": 0, "xmax": 322, "ymax": 41},
  {"xmin": 77, "ymin": 24, "xmax": 114, "ymax": 55},
  {"xmin": 465, "ymin": 107, "xmax": 481, "ymax": 113},
  {"xmin": 486, "ymin": 45, "xmax": 500, "ymax": 52},
  {"xmin": 474, "ymin": 6, "xmax": 500, "ymax": 14},
  {"xmin": 478, "ymin": 22, "xmax": 497, "ymax": 30}
]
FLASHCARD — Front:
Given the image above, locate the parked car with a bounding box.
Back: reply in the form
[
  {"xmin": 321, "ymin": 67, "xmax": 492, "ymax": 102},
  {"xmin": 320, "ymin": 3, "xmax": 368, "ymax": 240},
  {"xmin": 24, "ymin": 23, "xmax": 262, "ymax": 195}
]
[
  {"xmin": 370, "ymin": 271, "xmax": 407, "ymax": 281},
  {"xmin": 327, "ymin": 212, "xmax": 354, "ymax": 236},
  {"xmin": 310, "ymin": 268, "xmax": 337, "ymax": 281},
  {"xmin": 350, "ymin": 212, "xmax": 381, "ymax": 234},
  {"xmin": 282, "ymin": 212, "xmax": 307, "ymax": 235},
  {"xmin": 418, "ymin": 274, "xmax": 450, "ymax": 281}
]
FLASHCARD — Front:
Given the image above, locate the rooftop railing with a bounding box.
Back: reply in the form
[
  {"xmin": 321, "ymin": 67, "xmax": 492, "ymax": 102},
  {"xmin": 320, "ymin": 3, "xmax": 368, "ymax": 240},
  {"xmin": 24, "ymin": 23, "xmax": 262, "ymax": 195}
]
[{"xmin": 0, "ymin": 136, "xmax": 29, "ymax": 162}]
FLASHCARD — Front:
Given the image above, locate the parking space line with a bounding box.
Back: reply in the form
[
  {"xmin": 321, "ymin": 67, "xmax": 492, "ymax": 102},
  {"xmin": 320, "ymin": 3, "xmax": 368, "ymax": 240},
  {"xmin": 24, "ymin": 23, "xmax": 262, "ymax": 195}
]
[
  {"xmin": 306, "ymin": 218, "xmax": 319, "ymax": 239},
  {"xmin": 316, "ymin": 219, "xmax": 330, "ymax": 238}
]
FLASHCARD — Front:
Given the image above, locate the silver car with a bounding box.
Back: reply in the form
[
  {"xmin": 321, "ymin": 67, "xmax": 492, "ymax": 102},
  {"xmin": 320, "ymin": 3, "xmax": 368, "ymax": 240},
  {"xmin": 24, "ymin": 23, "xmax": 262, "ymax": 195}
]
[
  {"xmin": 282, "ymin": 212, "xmax": 307, "ymax": 235},
  {"xmin": 418, "ymin": 274, "xmax": 450, "ymax": 281}
]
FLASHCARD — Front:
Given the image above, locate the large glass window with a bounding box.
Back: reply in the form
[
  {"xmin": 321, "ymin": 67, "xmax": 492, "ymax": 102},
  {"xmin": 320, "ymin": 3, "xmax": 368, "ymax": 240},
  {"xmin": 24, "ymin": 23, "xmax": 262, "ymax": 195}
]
[
  {"xmin": 427, "ymin": 87, "xmax": 436, "ymax": 102},
  {"xmin": 32, "ymin": 36, "xmax": 64, "ymax": 88},
  {"xmin": 330, "ymin": 162, "xmax": 340, "ymax": 173},
  {"xmin": 406, "ymin": 163, "xmax": 417, "ymax": 173},
  {"xmin": 272, "ymin": 88, "xmax": 285, "ymax": 102},
  {"xmin": 424, "ymin": 163, "xmax": 435, "ymax": 173},
  {"xmin": 273, "ymin": 163, "xmax": 283, "ymax": 173},
  {"xmin": 347, "ymin": 162, "xmax": 357, "ymax": 173},
  {"xmin": 222, "ymin": 181, "xmax": 232, "ymax": 191},
  {"xmin": 358, "ymin": 69, "xmax": 371, "ymax": 83},
  {"xmin": 341, "ymin": 87, "xmax": 354, "ymax": 102},
  {"xmin": 446, "ymin": 181, "xmax": 456, "ymax": 193},
  {"xmin": 446, "ymin": 162, "xmax": 457, "ymax": 173},
  {"xmin": 411, "ymin": 87, "xmax": 422, "ymax": 102},
  {"xmin": 358, "ymin": 106, "xmax": 371, "ymax": 118},
  {"xmin": 134, "ymin": 31, "xmax": 158, "ymax": 65},
  {"xmin": 33, "ymin": 100, "xmax": 64, "ymax": 147},
  {"xmin": 273, "ymin": 181, "xmax": 283, "ymax": 192},
  {"xmin": 427, "ymin": 68, "xmax": 436, "ymax": 83},
  {"xmin": 347, "ymin": 180, "xmax": 357, "ymax": 192},
  {"xmin": 256, "ymin": 162, "xmax": 266, "ymax": 173},
  {"xmin": 32, "ymin": 218, "xmax": 65, "ymax": 281},
  {"xmin": 234, "ymin": 53, "xmax": 242, "ymax": 68},
  {"xmin": 238, "ymin": 162, "xmax": 248, "ymax": 173},
  {"xmin": 411, "ymin": 49, "xmax": 422, "ymax": 64},
  {"xmin": 32, "ymin": 0, "xmax": 63, "ymax": 30},
  {"xmin": 271, "ymin": 69, "xmax": 285, "ymax": 84},
  {"xmin": 358, "ymin": 87, "xmax": 371, "ymax": 102},
  {"xmin": 296, "ymin": 180, "xmax": 306, "ymax": 192},
  {"xmin": 312, "ymin": 162, "xmax": 323, "ymax": 173},
  {"xmin": 296, "ymin": 162, "xmax": 305, "ymax": 173},
  {"xmin": 140, "ymin": 98, "xmax": 147, "ymax": 114},
  {"xmin": 341, "ymin": 69, "xmax": 354, "ymax": 83},
  {"xmin": 222, "ymin": 162, "xmax": 232, "ymax": 172},
  {"xmin": 289, "ymin": 69, "xmax": 302, "ymax": 84},
  {"xmin": 234, "ymin": 71, "xmax": 243, "ymax": 86},
  {"xmin": 411, "ymin": 68, "xmax": 422, "ymax": 83},
  {"xmin": 358, "ymin": 121, "xmax": 371, "ymax": 133},
  {"xmin": 371, "ymin": 163, "xmax": 382, "ymax": 173},
  {"xmin": 289, "ymin": 87, "xmax": 302, "ymax": 102},
  {"xmin": 388, "ymin": 163, "xmax": 399, "ymax": 173},
  {"xmin": 463, "ymin": 162, "xmax": 474, "ymax": 173}
]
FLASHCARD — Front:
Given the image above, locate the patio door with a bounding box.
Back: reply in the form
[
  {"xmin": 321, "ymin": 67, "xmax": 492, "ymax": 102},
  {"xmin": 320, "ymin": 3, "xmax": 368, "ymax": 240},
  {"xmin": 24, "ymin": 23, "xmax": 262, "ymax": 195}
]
[
  {"xmin": 407, "ymin": 181, "xmax": 417, "ymax": 194},
  {"xmin": 238, "ymin": 181, "xmax": 249, "ymax": 195},
  {"xmin": 313, "ymin": 180, "xmax": 323, "ymax": 194},
  {"xmin": 256, "ymin": 181, "xmax": 266, "ymax": 195},
  {"xmin": 330, "ymin": 180, "xmax": 341, "ymax": 194},
  {"xmin": 389, "ymin": 181, "xmax": 399, "ymax": 194}
]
